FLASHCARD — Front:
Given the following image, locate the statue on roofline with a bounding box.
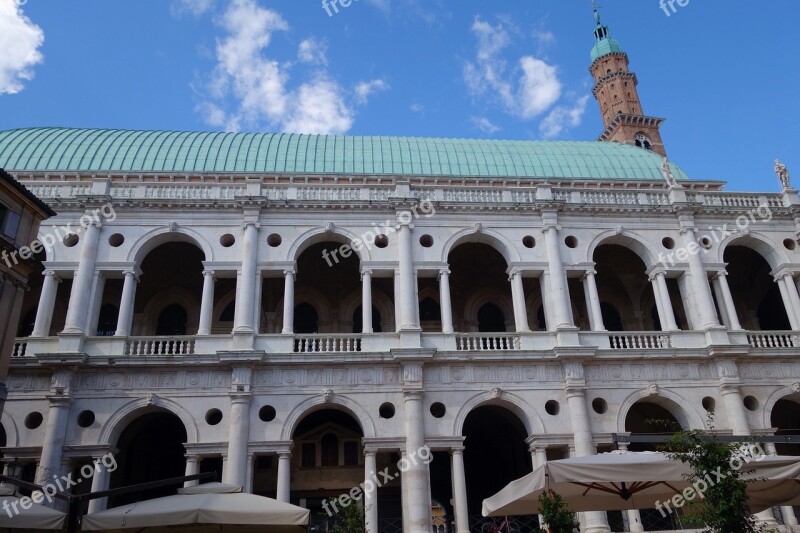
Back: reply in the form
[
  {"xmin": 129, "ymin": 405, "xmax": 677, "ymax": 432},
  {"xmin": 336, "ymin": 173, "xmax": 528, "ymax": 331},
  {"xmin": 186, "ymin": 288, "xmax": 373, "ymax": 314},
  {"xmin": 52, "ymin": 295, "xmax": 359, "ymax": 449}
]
[{"xmin": 775, "ymin": 159, "xmax": 791, "ymax": 190}]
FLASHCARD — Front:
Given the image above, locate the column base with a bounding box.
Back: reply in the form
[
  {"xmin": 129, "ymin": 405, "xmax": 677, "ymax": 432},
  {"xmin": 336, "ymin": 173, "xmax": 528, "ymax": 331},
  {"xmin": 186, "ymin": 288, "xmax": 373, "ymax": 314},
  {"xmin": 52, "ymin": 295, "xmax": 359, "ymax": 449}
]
[
  {"xmin": 231, "ymin": 332, "xmax": 255, "ymax": 350},
  {"xmin": 399, "ymin": 329, "xmax": 422, "ymax": 348},
  {"xmin": 703, "ymin": 325, "xmax": 730, "ymax": 346},
  {"xmin": 57, "ymin": 332, "xmax": 85, "ymax": 352},
  {"xmin": 555, "ymin": 326, "xmax": 581, "ymax": 347}
]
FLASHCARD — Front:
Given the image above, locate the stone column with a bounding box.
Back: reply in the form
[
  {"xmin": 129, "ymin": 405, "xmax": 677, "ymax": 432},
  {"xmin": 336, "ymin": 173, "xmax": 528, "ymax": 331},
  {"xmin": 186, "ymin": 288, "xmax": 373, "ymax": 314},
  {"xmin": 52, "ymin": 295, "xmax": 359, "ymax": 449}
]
[
  {"xmin": 397, "ymin": 215, "xmax": 419, "ymax": 330},
  {"xmin": 678, "ymin": 219, "xmax": 719, "ymax": 329},
  {"xmin": 451, "ymin": 447, "xmax": 470, "ymax": 533},
  {"xmin": 277, "ymin": 451, "xmax": 292, "ymax": 502},
  {"xmin": 36, "ymin": 395, "xmax": 72, "ymax": 488},
  {"xmin": 542, "ymin": 213, "xmax": 574, "ymax": 328},
  {"xmin": 776, "ymin": 276, "xmax": 800, "ymax": 330},
  {"xmin": 197, "ymin": 270, "xmax": 216, "ymax": 335},
  {"xmin": 781, "ymin": 274, "xmax": 800, "ymax": 330},
  {"xmin": 712, "ymin": 271, "xmax": 742, "ymax": 330},
  {"xmin": 402, "ymin": 388, "xmax": 432, "ymax": 532},
  {"xmin": 509, "ymin": 270, "xmax": 530, "ymax": 332},
  {"xmin": 184, "ymin": 455, "xmax": 199, "ymax": 487},
  {"xmin": 281, "ymin": 269, "xmax": 296, "ymax": 334},
  {"xmin": 32, "ymin": 270, "xmax": 60, "ymax": 337},
  {"xmin": 234, "ymin": 222, "xmax": 260, "ymax": 333},
  {"xmin": 564, "ymin": 362, "xmax": 609, "ymax": 533},
  {"xmin": 63, "ymin": 222, "xmax": 101, "ymax": 334},
  {"xmin": 223, "ymin": 392, "xmax": 251, "ymax": 487},
  {"xmin": 581, "ymin": 269, "xmax": 605, "ymax": 331},
  {"xmin": 362, "ymin": 270, "xmax": 373, "ymax": 333},
  {"xmin": 539, "ymin": 273, "xmax": 553, "ymax": 330},
  {"xmin": 653, "ymin": 272, "xmax": 679, "ymax": 331},
  {"xmin": 87, "ymin": 457, "xmax": 111, "ymax": 513},
  {"xmin": 438, "ymin": 269, "xmax": 454, "ymax": 334},
  {"xmin": 85, "ymin": 271, "xmax": 106, "ymax": 335},
  {"xmin": 364, "ymin": 450, "xmax": 379, "ymax": 533},
  {"xmin": 115, "ymin": 270, "xmax": 139, "ymax": 337}
]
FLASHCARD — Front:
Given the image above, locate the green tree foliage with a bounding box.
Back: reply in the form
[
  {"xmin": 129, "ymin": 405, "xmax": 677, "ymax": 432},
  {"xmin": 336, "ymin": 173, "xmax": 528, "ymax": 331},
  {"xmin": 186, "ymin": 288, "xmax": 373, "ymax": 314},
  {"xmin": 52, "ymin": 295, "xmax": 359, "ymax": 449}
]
[
  {"xmin": 537, "ymin": 490, "xmax": 579, "ymax": 532},
  {"xmin": 327, "ymin": 499, "xmax": 365, "ymax": 533}
]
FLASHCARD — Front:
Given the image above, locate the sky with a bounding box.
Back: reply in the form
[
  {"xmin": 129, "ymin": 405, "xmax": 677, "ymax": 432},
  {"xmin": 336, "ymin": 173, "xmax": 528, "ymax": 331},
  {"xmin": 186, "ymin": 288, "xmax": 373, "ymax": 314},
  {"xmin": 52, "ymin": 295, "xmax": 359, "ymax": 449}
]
[{"xmin": 0, "ymin": 0, "xmax": 797, "ymax": 191}]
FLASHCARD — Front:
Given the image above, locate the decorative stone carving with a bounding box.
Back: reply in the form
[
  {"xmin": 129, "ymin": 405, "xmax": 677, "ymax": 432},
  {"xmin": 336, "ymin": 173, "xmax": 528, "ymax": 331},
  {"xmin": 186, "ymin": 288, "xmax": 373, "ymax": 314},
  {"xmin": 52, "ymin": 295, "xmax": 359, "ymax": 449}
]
[
  {"xmin": 648, "ymin": 383, "xmax": 659, "ymax": 396},
  {"xmin": 168, "ymin": 221, "xmax": 178, "ymax": 232},
  {"xmin": 147, "ymin": 393, "xmax": 159, "ymax": 405},
  {"xmin": 792, "ymin": 382, "xmax": 800, "ymax": 393},
  {"xmin": 322, "ymin": 389, "xmax": 333, "ymax": 403},
  {"xmin": 323, "ymin": 221, "xmax": 335, "ymax": 232},
  {"xmin": 473, "ymin": 222, "xmax": 483, "ymax": 233},
  {"xmin": 776, "ymin": 159, "xmax": 791, "ymax": 190},
  {"xmin": 490, "ymin": 387, "xmax": 502, "ymax": 399}
]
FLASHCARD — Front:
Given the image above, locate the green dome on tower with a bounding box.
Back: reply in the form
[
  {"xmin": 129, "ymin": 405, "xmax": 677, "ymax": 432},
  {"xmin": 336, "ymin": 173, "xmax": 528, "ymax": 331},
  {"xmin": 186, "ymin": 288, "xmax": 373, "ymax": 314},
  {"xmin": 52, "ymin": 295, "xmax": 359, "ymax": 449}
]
[{"xmin": 590, "ymin": 6, "xmax": 623, "ymax": 63}]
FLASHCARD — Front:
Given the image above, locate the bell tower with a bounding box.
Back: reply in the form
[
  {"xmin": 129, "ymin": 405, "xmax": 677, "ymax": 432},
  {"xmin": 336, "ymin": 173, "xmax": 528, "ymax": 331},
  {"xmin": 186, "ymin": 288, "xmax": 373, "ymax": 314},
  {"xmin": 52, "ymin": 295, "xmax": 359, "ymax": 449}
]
[{"xmin": 589, "ymin": 5, "xmax": 667, "ymax": 157}]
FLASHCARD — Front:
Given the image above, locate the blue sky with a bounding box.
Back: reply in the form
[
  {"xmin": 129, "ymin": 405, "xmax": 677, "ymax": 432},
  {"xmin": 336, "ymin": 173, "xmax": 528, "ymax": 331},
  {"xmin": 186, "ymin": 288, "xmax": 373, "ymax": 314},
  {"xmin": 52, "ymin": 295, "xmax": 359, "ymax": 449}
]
[{"xmin": 0, "ymin": 0, "xmax": 797, "ymax": 191}]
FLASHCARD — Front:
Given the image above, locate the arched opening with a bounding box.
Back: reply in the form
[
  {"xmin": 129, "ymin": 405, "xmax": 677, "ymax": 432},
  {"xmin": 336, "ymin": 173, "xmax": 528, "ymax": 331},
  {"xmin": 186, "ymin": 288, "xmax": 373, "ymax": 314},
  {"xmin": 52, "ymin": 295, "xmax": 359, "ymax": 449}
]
[
  {"xmin": 477, "ymin": 303, "xmax": 506, "ymax": 333},
  {"xmin": 294, "ymin": 303, "xmax": 319, "ymax": 334},
  {"xmin": 137, "ymin": 242, "xmax": 204, "ymax": 336},
  {"xmin": 594, "ymin": 244, "xmax": 684, "ymax": 331},
  {"xmin": 419, "ymin": 297, "xmax": 441, "ymax": 327},
  {"xmin": 219, "ymin": 301, "xmax": 236, "ymax": 322},
  {"xmin": 156, "ymin": 304, "xmax": 188, "ymax": 336},
  {"xmin": 463, "ymin": 406, "xmax": 532, "ymax": 526},
  {"xmin": 269, "ymin": 409, "xmax": 380, "ymax": 529},
  {"xmin": 96, "ymin": 304, "xmax": 119, "ymax": 336},
  {"xmin": 109, "ymin": 410, "xmax": 187, "ymax": 507},
  {"xmin": 772, "ymin": 398, "xmax": 800, "ymax": 457},
  {"xmin": 16, "ymin": 308, "xmax": 36, "ymax": 338},
  {"xmin": 448, "ymin": 243, "xmax": 519, "ymax": 332},
  {"xmin": 625, "ymin": 400, "xmax": 689, "ymax": 530},
  {"xmin": 724, "ymin": 246, "xmax": 790, "ymax": 330},
  {"xmin": 352, "ymin": 306, "xmax": 382, "ymax": 333}
]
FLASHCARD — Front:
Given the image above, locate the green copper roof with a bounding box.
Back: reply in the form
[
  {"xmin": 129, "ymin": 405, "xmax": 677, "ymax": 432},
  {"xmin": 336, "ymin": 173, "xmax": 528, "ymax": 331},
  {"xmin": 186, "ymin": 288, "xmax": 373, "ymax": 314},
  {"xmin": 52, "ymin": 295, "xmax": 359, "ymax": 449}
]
[{"xmin": 0, "ymin": 127, "xmax": 689, "ymax": 181}]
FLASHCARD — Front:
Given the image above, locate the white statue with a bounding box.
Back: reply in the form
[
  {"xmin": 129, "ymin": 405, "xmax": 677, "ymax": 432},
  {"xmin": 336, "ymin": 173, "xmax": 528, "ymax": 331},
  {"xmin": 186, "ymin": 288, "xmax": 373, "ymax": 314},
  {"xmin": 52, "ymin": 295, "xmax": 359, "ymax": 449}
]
[
  {"xmin": 775, "ymin": 159, "xmax": 791, "ymax": 190},
  {"xmin": 661, "ymin": 157, "xmax": 680, "ymax": 188}
]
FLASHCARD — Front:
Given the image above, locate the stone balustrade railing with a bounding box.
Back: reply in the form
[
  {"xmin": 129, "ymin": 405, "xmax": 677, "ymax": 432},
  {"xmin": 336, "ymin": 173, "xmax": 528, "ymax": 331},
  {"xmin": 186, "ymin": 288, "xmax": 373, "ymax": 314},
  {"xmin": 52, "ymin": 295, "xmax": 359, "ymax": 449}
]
[
  {"xmin": 609, "ymin": 333, "xmax": 672, "ymax": 350},
  {"xmin": 293, "ymin": 335, "xmax": 362, "ymax": 353},
  {"xmin": 455, "ymin": 333, "xmax": 521, "ymax": 351},
  {"xmin": 124, "ymin": 337, "xmax": 196, "ymax": 356},
  {"xmin": 747, "ymin": 332, "xmax": 800, "ymax": 348}
]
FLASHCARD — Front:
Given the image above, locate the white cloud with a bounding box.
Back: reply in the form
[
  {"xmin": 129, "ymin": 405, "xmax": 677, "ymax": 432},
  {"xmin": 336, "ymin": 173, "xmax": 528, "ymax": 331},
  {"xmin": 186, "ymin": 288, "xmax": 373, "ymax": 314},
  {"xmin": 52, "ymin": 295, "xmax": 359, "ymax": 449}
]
[
  {"xmin": 171, "ymin": 0, "xmax": 215, "ymax": 16},
  {"xmin": 354, "ymin": 79, "xmax": 389, "ymax": 105},
  {"xmin": 0, "ymin": 0, "xmax": 44, "ymax": 95},
  {"xmin": 410, "ymin": 103, "xmax": 425, "ymax": 113},
  {"xmin": 198, "ymin": 0, "xmax": 355, "ymax": 134},
  {"xmin": 298, "ymin": 38, "xmax": 328, "ymax": 66},
  {"xmin": 540, "ymin": 95, "xmax": 590, "ymax": 139},
  {"xmin": 471, "ymin": 116, "xmax": 501, "ymax": 135},
  {"xmin": 463, "ymin": 17, "xmax": 561, "ymax": 121}
]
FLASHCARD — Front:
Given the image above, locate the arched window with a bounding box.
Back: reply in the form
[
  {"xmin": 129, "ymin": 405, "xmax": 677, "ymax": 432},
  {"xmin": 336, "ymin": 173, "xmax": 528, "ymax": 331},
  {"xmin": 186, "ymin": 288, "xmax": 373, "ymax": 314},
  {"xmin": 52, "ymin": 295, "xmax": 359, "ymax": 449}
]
[
  {"xmin": 601, "ymin": 302, "xmax": 624, "ymax": 332},
  {"xmin": 97, "ymin": 304, "xmax": 119, "ymax": 336},
  {"xmin": 16, "ymin": 309, "xmax": 37, "ymax": 337},
  {"xmin": 156, "ymin": 304, "xmax": 188, "ymax": 336},
  {"xmin": 477, "ymin": 303, "xmax": 506, "ymax": 333},
  {"xmin": 352, "ymin": 306, "xmax": 382, "ymax": 333},
  {"xmin": 294, "ymin": 303, "xmax": 319, "ymax": 334},
  {"xmin": 321, "ymin": 433, "xmax": 339, "ymax": 467},
  {"xmin": 219, "ymin": 302, "xmax": 235, "ymax": 322}
]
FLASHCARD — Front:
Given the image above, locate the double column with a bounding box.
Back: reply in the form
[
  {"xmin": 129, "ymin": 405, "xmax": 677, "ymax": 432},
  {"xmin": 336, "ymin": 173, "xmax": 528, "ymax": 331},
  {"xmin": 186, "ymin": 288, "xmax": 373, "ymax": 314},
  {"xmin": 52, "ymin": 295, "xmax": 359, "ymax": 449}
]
[
  {"xmin": 62, "ymin": 221, "xmax": 101, "ymax": 334},
  {"xmin": 32, "ymin": 270, "xmax": 60, "ymax": 337},
  {"xmin": 234, "ymin": 222, "xmax": 260, "ymax": 334},
  {"xmin": 650, "ymin": 271, "xmax": 679, "ymax": 331},
  {"xmin": 711, "ymin": 271, "xmax": 742, "ymax": 330},
  {"xmin": 509, "ymin": 269, "xmax": 530, "ymax": 332},
  {"xmin": 678, "ymin": 215, "xmax": 719, "ymax": 329},
  {"xmin": 115, "ymin": 269, "xmax": 140, "ymax": 337},
  {"xmin": 542, "ymin": 212, "xmax": 574, "ymax": 329},
  {"xmin": 775, "ymin": 272, "xmax": 800, "ymax": 330}
]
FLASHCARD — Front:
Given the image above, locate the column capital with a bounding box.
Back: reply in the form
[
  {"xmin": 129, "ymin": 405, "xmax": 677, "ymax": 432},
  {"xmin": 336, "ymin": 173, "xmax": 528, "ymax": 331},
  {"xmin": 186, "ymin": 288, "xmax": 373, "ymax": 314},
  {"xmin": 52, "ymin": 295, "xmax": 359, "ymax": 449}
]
[
  {"xmin": 564, "ymin": 385, "xmax": 587, "ymax": 399},
  {"xmin": 45, "ymin": 395, "xmax": 73, "ymax": 407},
  {"xmin": 581, "ymin": 268, "xmax": 597, "ymax": 281},
  {"xmin": 229, "ymin": 392, "xmax": 253, "ymax": 403},
  {"xmin": 712, "ymin": 270, "xmax": 729, "ymax": 280},
  {"xmin": 361, "ymin": 269, "xmax": 373, "ymax": 279},
  {"xmin": 395, "ymin": 211, "xmax": 415, "ymax": 228},
  {"xmin": 718, "ymin": 382, "xmax": 743, "ymax": 396},
  {"xmin": 363, "ymin": 448, "xmax": 377, "ymax": 458},
  {"xmin": 450, "ymin": 446, "xmax": 465, "ymax": 454},
  {"xmin": 122, "ymin": 269, "xmax": 141, "ymax": 282},
  {"xmin": 542, "ymin": 221, "xmax": 561, "ymax": 232},
  {"xmin": 277, "ymin": 451, "xmax": 292, "ymax": 459},
  {"xmin": 241, "ymin": 222, "xmax": 261, "ymax": 230},
  {"xmin": 202, "ymin": 269, "xmax": 216, "ymax": 279},
  {"xmin": 402, "ymin": 389, "xmax": 424, "ymax": 401},
  {"xmin": 438, "ymin": 268, "xmax": 451, "ymax": 279},
  {"xmin": 42, "ymin": 269, "xmax": 60, "ymax": 280},
  {"xmin": 283, "ymin": 269, "xmax": 296, "ymax": 279},
  {"xmin": 648, "ymin": 270, "xmax": 667, "ymax": 282}
]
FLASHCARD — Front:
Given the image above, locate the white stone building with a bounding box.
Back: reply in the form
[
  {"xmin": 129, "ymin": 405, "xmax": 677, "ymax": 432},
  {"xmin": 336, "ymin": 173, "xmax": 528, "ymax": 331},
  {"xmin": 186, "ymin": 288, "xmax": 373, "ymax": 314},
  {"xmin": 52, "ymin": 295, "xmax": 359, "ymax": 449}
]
[{"xmin": 0, "ymin": 12, "xmax": 798, "ymax": 533}]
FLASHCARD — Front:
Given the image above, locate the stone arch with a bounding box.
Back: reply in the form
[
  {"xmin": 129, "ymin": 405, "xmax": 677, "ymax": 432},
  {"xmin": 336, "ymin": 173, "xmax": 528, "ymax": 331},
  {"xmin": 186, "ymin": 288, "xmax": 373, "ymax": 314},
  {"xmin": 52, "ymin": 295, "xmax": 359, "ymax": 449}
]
[
  {"xmin": 288, "ymin": 227, "xmax": 372, "ymax": 263},
  {"xmin": 214, "ymin": 287, "xmax": 237, "ymax": 323},
  {"xmin": 618, "ymin": 388, "xmax": 705, "ymax": 432},
  {"xmin": 281, "ymin": 394, "xmax": 376, "ymax": 441},
  {"xmin": 463, "ymin": 287, "xmax": 515, "ymax": 328},
  {"xmin": 442, "ymin": 228, "xmax": 521, "ymax": 265},
  {"xmin": 587, "ymin": 230, "xmax": 658, "ymax": 268},
  {"xmin": 337, "ymin": 287, "xmax": 394, "ymax": 329},
  {"xmin": 99, "ymin": 396, "xmax": 198, "ymax": 446},
  {"xmin": 275, "ymin": 286, "xmax": 334, "ymax": 328},
  {"xmin": 0, "ymin": 411, "xmax": 19, "ymax": 447},
  {"xmin": 718, "ymin": 233, "xmax": 790, "ymax": 271},
  {"xmin": 128, "ymin": 227, "xmax": 213, "ymax": 264},
  {"xmin": 453, "ymin": 391, "xmax": 544, "ymax": 436},
  {"xmin": 140, "ymin": 287, "xmax": 201, "ymax": 336},
  {"xmin": 763, "ymin": 385, "xmax": 800, "ymax": 429}
]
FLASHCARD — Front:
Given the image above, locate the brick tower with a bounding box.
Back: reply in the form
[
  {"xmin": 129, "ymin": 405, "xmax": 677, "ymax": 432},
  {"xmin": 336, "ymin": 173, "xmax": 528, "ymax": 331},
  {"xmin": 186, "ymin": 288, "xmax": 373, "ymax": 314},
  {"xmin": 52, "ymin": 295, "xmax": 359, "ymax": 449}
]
[{"xmin": 589, "ymin": 6, "xmax": 667, "ymax": 157}]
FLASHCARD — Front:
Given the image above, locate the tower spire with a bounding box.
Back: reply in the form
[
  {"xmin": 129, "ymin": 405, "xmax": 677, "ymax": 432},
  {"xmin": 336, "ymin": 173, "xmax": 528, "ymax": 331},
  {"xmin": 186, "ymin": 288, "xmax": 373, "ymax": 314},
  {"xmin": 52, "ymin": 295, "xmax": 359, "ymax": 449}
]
[{"xmin": 588, "ymin": 7, "xmax": 668, "ymax": 157}]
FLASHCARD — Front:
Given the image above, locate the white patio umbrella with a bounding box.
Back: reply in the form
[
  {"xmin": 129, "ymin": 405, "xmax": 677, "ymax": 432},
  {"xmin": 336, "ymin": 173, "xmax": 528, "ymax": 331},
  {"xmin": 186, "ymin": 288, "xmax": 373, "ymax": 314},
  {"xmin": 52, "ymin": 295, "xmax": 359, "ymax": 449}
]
[
  {"xmin": 0, "ymin": 484, "xmax": 67, "ymax": 530},
  {"xmin": 482, "ymin": 451, "xmax": 800, "ymax": 517},
  {"xmin": 81, "ymin": 483, "xmax": 309, "ymax": 533}
]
